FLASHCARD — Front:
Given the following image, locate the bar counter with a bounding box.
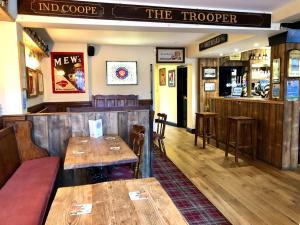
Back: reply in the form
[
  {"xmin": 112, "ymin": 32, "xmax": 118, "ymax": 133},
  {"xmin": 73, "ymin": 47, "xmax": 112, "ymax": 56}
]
[{"xmin": 209, "ymin": 97, "xmax": 284, "ymax": 168}]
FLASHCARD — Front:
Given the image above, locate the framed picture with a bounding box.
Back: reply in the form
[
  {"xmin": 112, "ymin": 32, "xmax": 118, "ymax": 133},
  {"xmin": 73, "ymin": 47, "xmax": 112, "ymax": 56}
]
[
  {"xmin": 106, "ymin": 61, "xmax": 138, "ymax": 85},
  {"xmin": 286, "ymin": 79, "xmax": 299, "ymax": 101},
  {"xmin": 26, "ymin": 67, "xmax": 38, "ymax": 98},
  {"xmin": 37, "ymin": 70, "xmax": 44, "ymax": 94},
  {"xmin": 18, "ymin": 42, "xmax": 27, "ymax": 89},
  {"xmin": 272, "ymin": 58, "xmax": 280, "ymax": 83},
  {"xmin": 288, "ymin": 50, "xmax": 300, "ymax": 78},
  {"xmin": 272, "ymin": 84, "xmax": 280, "ymax": 99},
  {"xmin": 51, "ymin": 52, "xmax": 85, "ymax": 93},
  {"xmin": 204, "ymin": 82, "xmax": 216, "ymax": 92},
  {"xmin": 168, "ymin": 70, "xmax": 176, "ymax": 87},
  {"xmin": 202, "ymin": 67, "xmax": 217, "ymax": 79},
  {"xmin": 156, "ymin": 47, "xmax": 185, "ymax": 63},
  {"xmin": 159, "ymin": 68, "xmax": 166, "ymax": 86}
]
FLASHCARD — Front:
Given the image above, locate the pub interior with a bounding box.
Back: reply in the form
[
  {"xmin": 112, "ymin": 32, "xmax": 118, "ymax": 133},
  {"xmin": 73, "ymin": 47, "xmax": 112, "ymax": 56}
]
[{"xmin": 1, "ymin": 0, "xmax": 300, "ymax": 225}]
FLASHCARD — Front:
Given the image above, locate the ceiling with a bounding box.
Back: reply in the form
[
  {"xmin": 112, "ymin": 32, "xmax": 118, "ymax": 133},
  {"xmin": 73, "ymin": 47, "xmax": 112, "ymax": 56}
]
[{"xmin": 19, "ymin": 0, "xmax": 300, "ymax": 58}]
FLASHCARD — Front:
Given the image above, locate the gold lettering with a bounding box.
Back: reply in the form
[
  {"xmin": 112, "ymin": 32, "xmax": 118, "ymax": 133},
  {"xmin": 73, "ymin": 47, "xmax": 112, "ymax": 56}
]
[
  {"xmin": 91, "ymin": 6, "xmax": 97, "ymax": 15},
  {"xmin": 62, "ymin": 5, "xmax": 69, "ymax": 13},
  {"xmin": 154, "ymin": 10, "xmax": 164, "ymax": 19},
  {"xmin": 215, "ymin": 14, "xmax": 222, "ymax": 22},
  {"xmin": 78, "ymin": 6, "xmax": 85, "ymax": 14},
  {"xmin": 70, "ymin": 5, "xmax": 77, "ymax": 13},
  {"xmin": 41, "ymin": 3, "xmax": 50, "ymax": 11},
  {"xmin": 207, "ymin": 13, "xmax": 214, "ymax": 22},
  {"xmin": 198, "ymin": 13, "xmax": 205, "ymax": 21},
  {"xmin": 223, "ymin": 14, "xmax": 229, "ymax": 23},
  {"xmin": 146, "ymin": 9, "xmax": 154, "ymax": 18},
  {"xmin": 165, "ymin": 10, "xmax": 173, "ymax": 20},
  {"xmin": 181, "ymin": 11, "xmax": 189, "ymax": 21},
  {"xmin": 51, "ymin": 4, "xmax": 59, "ymax": 12},
  {"xmin": 190, "ymin": 12, "xmax": 197, "ymax": 21},
  {"xmin": 230, "ymin": 14, "xmax": 237, "ymax": 23}
]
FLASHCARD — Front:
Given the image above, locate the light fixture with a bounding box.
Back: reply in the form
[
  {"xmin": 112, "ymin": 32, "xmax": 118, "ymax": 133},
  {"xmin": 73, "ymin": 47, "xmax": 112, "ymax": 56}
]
[
  {"xmin": 219, "ymin": 53, "xmax": 224, "ymax": 56},
  {"xmin": 234, "ymin": 49, "xmax": 239, "ymax": 52},
  {"xmin": 254, "ymin": 43, "xmax": 259, "ymax": 47}
]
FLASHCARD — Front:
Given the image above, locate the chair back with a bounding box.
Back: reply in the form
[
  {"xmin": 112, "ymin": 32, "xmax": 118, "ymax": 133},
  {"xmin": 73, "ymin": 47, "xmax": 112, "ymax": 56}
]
[
  {"xmin": 155, "ymin": 113, "xmax": 167, "ymax": 138},
  {"xmin": 129, "ymin": 124, "xmax": 145, "ymax": 148},
  {"xmin": 131, "ymin": 132, "xmax": 145, "ymax": 178}
]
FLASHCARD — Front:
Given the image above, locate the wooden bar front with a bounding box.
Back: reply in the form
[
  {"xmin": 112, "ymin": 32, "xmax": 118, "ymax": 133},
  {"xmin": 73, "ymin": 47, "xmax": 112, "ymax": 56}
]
[{"xmin": 209, "ymin": 97, "xmax": 284, "ymax": 168}]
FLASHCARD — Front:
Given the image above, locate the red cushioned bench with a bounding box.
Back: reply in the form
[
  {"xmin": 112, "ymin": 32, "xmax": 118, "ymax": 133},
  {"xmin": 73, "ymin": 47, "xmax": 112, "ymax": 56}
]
[{"xmin": 0, "ymin": 122, "xmax": 60, "ymax": 225}]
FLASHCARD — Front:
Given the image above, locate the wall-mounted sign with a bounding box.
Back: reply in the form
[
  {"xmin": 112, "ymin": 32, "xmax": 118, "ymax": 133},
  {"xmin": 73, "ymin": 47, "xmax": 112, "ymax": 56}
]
[
  {"xmin": 51, "ymin": 52, "xmax": 85, "ymax": 93},
  {"xmin": 18, "ymin": 1, "xmax": 271, "ymax": 28},
  {"xmin": 202, "ymin": 67, "xmax": 217, "ymax": 79},
  {"xmin": 286, "ymin": 80, "xmax": 299, "ymax": 101},
  {"xmin": 156, "ymin": 47, "xmax": 185, "ymax": 63},
  {"xmin": 204, "ymin": 82, "xmax": 216, "ymax": 92},
  {"xmin": 229, "ymin": 53, "xmax": 241, "ymax": 61},
  {"xmin": 272, "ymin": 58, "xmax": 280, "ymax": 83},
  {"xmin": 288, "ymin": 50, "xmax": 300, "ymax": 78},
  {"xmin": 272, "ymin": 84, "xmax": 280, "ymax": 99},
  {"xmin": 199, "ymin": 34, "xmax": 228, "ymax": 51}
]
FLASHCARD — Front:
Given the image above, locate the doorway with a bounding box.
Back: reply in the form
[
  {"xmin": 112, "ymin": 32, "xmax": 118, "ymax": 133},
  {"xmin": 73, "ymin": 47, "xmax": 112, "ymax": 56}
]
[{"xmin": 177, "ymin": 66, "xmax": 187, "ymax": 128}]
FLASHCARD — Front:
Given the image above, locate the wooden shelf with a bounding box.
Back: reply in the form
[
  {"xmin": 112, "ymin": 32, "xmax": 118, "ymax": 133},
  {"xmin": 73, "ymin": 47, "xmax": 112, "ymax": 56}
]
[{"xmin": 0, "ymin": 5, "xmax": 14, "ymax": 22}]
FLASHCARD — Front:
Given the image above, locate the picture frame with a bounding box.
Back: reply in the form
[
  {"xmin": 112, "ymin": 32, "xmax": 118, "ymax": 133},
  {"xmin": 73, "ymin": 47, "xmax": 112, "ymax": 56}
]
[
  {"xmin": 272, "ymin": 58, "xmax": 280, "ymax": 83},
  {"xmin": 37, "ymin": 70, "xmax": 44, "ymax": 94},
  {"xmin": 51, "ymin": 52, "xmax": 85, "ymax": 93},
  {"xmin": 204, "ymin": 82, "xmax": 216, "ymax": 92},
  {"xmin": 202, "ymin": 67, "xmax": 217, "ymax": 79},
  {"xmin": 106, "ymin": 61, "xmax": 138, "ymax": 85},
  {"xmin": 168, "ymin": 70, "xmax": 176, "ymax": 87},
  {"xmin": 272, "ymin": 83, "xmax": 280, "ymax": 99},
  {"xmin": 26, "ymin": 67, "xmax": 38, "ymax": 98},
  {"xmin": 288, "ymin": 50, "xmax": 300, "ymax": 78},
  {"xmin": 156, "ymin": 47, "xmax": 185, "ymax": 63},
  {"xmin": 159, "ymin": 68, "xmax": 166, "ymax": 86},
  {"xmin": 18, "ymin": 42, "xmax": 27, "ymax": 89}
]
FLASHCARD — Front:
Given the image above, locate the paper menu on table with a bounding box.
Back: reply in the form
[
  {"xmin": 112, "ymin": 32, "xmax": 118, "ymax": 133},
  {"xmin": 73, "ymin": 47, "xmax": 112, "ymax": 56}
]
[
  {"xmin": 129, "ymin": 191, "xmax": 148, "ymax": 200},
  {"xmin": 70, "ymin": 203, "xmax": 92, "ymax": 216}
]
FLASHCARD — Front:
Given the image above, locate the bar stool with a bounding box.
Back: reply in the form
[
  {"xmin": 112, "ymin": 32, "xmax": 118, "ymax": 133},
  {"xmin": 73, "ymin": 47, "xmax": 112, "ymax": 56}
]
[
  {"xmin": 225, "ymin": 116, "xmax": 257, "ymax": 163},
  {"xmin": 194, "ymin": 112, "xmax": 219, "ymax": 149}
]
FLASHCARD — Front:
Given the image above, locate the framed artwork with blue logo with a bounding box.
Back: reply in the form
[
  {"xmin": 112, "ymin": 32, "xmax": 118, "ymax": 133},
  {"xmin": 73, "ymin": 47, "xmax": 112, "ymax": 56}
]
[{"xmin": 106, "ymin": 61, "xmax": 138, "ymax": 85}]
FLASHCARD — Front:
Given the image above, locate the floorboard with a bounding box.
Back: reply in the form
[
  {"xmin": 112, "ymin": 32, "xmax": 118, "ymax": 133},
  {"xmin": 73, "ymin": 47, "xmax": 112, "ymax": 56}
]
[{"xmin": 164, "ymin": 126, "xmax": 300, "ymax": 225}]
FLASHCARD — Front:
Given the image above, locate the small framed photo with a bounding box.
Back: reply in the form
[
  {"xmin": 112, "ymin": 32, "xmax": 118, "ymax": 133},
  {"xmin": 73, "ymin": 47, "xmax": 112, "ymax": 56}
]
[
  {"xmin": 204, "ymin": 82, "xmax": 216, "ymax": 92},
  {"xmin": 159, "ymin": 68, "xmax": 166, "ymax": 86},
  {"xmin": 37, "ymin": 70, "xmax": 44, "ymax": 95},
  {"xmin": 26, "ymin": 67, "xmax": 38, "ymax": 98},
  {"xmin": 272, "ymin": 84, "xmax": 280, "ymax": 99},
  {"xmin": 202, "ymin": 67, "xmax": 217, "ymax": 79},
  {"xmin": 168, "ymin": 70, "xmax": 176, "ymax": 87},
  {"xmin": 272, "ymin": 58, "xmax": 280, "ymax": 83},
  {"xmin": 106, "ymin": 61, "xmax": 138, "ymax": 85},
  {"xmin": 288, "ymin": 50, "xmax": 300, "ymax": 78},
  {"xmin": 156, "ymin": 47, "xmax": 185, "ymax": 63}
]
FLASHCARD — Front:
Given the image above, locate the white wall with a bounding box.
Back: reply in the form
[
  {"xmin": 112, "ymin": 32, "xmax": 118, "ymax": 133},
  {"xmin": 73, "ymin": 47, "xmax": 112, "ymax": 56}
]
[
  {"xmin": 41, "ymin": 43, "xmax": 90, "ymax": 102},
  {"xmin": 91, "ymin": 45, "xmax": 154, "ymax": 99},
  {"xmin": 0, "ymin": 22, "xmax": 23, "ymax": 115}
]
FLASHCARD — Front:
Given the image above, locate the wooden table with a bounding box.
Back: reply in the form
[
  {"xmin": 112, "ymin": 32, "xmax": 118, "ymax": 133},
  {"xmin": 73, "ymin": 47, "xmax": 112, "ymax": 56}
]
[
  {"xmin": 45, "ymin": 177, "xmax": 188, "ymax": 225},
  {"xmin": 64, "ymin": 136, "xmax": 138, "ymax": 170}
]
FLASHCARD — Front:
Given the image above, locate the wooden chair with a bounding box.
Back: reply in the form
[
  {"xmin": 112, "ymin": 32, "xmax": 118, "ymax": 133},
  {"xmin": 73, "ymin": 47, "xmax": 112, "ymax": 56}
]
[
  {"xmin": 153, "ymin": 113, "xmax": 167, "ymax": 157},
  {"xmin": 109, "ymin": 125, "xmax": 145, "ymax": 180}
]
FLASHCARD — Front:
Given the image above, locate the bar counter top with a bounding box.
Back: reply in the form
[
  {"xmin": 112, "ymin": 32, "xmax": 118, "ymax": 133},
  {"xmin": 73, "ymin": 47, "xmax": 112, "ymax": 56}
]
[{"xmin": 211, "ymin": 96, "xmax": 284, "ymax": 104}]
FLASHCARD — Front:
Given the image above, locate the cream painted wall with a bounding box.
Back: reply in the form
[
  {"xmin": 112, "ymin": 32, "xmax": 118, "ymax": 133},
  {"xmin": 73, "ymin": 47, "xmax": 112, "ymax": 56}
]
[
  {"xmin": 154, "ymin": 59, "xmax": 198, "ymax": 128},
  {"xmin": 41, "ymin": 43, "xmax": 90, "ymax": 102},
  {"xmin": 154, "ymin": 64, "xmax": 178, "ymax": 124},
  {"xmin": 91, "ymin": 45, "xmax": 154, "ymax": 99},
  {"xmin": 0, "ymin": 22, "xmax": 23, "ymax": 115}
]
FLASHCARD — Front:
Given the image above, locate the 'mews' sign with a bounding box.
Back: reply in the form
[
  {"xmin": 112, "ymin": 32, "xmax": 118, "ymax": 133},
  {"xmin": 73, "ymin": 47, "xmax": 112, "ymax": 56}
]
[{"xmin": 18, "ymin": 0, "xmax": 271, "ymax": 28}]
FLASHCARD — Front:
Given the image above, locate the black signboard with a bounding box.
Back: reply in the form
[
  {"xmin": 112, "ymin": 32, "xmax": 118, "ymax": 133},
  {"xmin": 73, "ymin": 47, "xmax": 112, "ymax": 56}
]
[
  {"xmin": 18, "ymin": 0, "xmax": 271, "ymax": 28},
  {"xmin": 199, "ymin": 34, "xmax": 228, "ymax": 51}
]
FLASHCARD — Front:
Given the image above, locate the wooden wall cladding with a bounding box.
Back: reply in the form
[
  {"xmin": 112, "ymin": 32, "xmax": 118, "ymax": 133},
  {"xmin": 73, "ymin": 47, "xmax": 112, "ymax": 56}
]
[
  {"xmin": 198, "ymin": 58, "xmax": 219, "ymax": 112},
  {"xmin": 26, "ymin": 110, "xmax": 150, "ymax": 184},
  {"xmin": 209, "ymin": 98, "xmax": 284, "ymax": 168}
]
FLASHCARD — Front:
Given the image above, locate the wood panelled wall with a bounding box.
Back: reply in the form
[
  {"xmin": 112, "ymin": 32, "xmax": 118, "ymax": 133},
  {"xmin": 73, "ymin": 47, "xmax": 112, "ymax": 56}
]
[
  {"xmin": 198, "ymin": 58, "xmax": 219, "ymax": 112},
  {"xmin": 22, "ymin": 110, "xmax": 150, "ymax": 184},
  {"xmin": 209, "ymin": 98, "xmax": 284, "ymax": 168}
]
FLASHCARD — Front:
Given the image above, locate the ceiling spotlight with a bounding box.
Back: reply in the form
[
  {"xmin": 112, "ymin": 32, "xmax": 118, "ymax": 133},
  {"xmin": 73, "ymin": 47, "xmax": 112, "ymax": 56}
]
[
  {"xmin": 234, "ymin": 49, "xmax": 239, "ymax": 52},
  {"xmin": 254, "ymin": 43, "xmax": 259, "ymax": 47},
  {"xmin": 219, "ymin": 53, "xmax": 224, "ymax": 56}
]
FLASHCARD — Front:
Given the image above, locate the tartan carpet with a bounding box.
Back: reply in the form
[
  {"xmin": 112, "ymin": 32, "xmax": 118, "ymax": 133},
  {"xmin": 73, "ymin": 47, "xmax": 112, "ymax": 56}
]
[{"xmin": 152, "ymin": 151, "xmax": 231, "ymax": 225}]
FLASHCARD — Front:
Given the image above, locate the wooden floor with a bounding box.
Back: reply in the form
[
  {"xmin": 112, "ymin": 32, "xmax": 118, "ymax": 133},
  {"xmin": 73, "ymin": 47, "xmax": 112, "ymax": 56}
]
[{"xmin": 164, "ymin": 126, "xmax": 300, "ymax": 225}]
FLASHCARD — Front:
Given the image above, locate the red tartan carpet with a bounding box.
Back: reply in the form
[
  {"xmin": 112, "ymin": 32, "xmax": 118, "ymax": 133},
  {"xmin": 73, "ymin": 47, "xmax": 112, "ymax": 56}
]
[{"xmin": 152, "ymin": 151, "xmax": 231, "ymax": 225}]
